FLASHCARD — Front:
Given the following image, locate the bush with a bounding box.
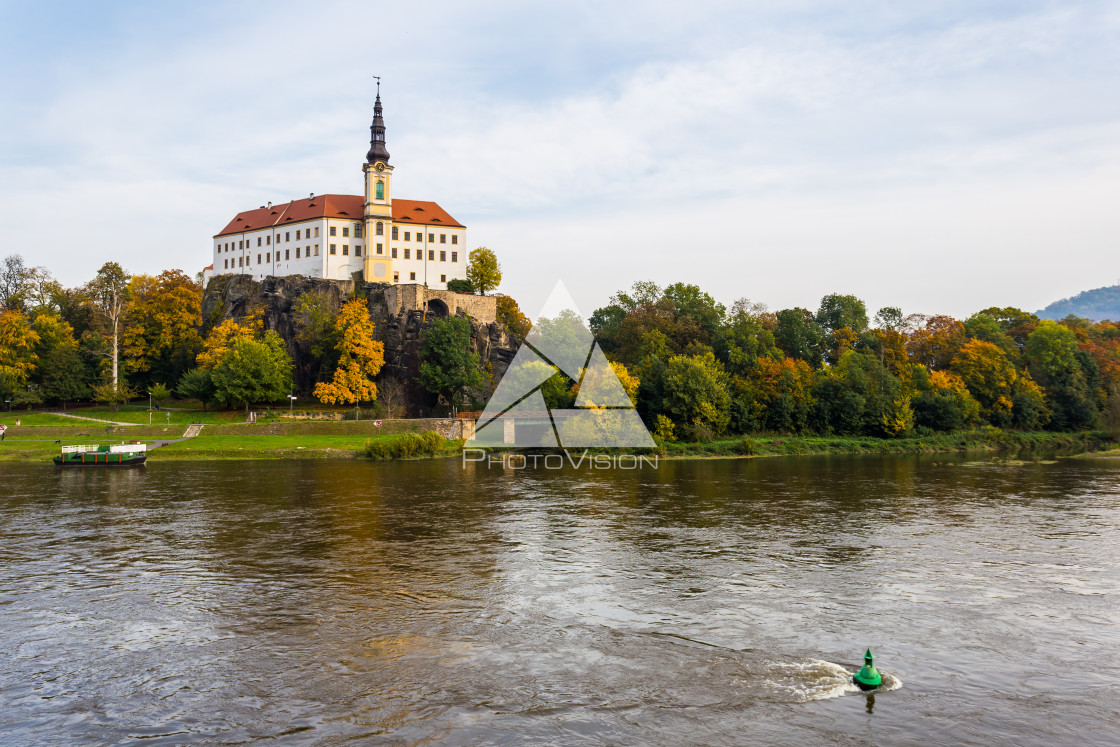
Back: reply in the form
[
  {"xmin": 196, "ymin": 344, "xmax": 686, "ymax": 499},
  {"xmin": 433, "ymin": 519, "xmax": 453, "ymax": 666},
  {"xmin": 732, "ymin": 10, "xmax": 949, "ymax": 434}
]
[
  {"xmin": 364, "ymin": 430, "xmax": 449, "ymax": 459},
  {"xmin": 732, "ymin": 436, "xmax": 760, "ymax": 455}
]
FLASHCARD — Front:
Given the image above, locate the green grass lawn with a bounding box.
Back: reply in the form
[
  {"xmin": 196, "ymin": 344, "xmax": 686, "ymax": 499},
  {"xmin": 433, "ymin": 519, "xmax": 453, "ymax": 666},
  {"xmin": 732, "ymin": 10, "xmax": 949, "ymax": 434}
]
[
  {"xmin": 0, "ymin": 412, "xmax": 90, "ymax": 426},
  {"xmin": 148, "ymin": 433, "xmax": 411, "ymax": 460}
]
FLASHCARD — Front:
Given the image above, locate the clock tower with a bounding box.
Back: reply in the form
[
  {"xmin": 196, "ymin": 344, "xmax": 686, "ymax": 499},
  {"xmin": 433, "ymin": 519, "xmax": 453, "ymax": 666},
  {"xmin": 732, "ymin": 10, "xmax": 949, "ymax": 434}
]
[{"xmin": 363, "ymin": 85, "xmax": 394, "ymax": 283}]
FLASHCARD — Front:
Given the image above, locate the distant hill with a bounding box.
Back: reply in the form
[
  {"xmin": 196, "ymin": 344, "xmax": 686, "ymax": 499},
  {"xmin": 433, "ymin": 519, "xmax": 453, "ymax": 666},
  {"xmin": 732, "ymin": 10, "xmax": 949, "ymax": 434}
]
[{"xmin": 1037, "ymin": 284, "xmax": 1120, "ymax": 322}]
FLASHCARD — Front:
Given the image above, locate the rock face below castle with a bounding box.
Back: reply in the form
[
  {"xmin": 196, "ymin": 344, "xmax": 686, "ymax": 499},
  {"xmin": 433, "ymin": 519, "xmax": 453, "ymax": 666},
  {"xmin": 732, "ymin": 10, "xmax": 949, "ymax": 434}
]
[{"xmin": 202, "ymin": 275, "xmax": 517, "ymax": 415}]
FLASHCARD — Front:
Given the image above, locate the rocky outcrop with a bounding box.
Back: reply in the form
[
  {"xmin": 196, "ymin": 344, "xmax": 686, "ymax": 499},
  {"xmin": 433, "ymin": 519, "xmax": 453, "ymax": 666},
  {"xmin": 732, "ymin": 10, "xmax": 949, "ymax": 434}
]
[{"xmin": 202, "ymin": 275, "xmax": 517, "ymax": 414}]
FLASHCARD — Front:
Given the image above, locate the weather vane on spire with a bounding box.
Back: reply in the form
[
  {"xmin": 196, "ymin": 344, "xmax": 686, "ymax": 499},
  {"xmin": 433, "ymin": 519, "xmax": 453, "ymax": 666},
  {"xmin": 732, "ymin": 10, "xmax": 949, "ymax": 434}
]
[{"xmin": 373, "ymin": 75, "xmax": 381, "ymax": 96}]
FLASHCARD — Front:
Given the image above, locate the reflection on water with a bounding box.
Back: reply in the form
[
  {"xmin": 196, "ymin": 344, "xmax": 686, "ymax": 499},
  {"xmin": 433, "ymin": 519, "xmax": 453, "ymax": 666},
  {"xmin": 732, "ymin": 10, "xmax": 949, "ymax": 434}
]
[{"xmin": 1, "ymin": 454, "xmax": 1119, "ymax": 745}]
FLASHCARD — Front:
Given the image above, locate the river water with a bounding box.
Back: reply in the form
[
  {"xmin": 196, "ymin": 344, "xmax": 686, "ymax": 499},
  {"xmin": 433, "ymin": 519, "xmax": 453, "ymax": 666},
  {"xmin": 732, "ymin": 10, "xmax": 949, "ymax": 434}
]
[{"xmin": 1, "ymin": 454, "xmax": 1119, "ymax": 745}]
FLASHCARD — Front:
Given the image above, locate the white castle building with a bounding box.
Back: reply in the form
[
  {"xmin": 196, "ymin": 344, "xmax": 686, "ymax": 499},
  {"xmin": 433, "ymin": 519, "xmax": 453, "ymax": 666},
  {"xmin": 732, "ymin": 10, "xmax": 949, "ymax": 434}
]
[{"xmin": 209, "ymin": 91, "xmax": 467, "ymax": 289}]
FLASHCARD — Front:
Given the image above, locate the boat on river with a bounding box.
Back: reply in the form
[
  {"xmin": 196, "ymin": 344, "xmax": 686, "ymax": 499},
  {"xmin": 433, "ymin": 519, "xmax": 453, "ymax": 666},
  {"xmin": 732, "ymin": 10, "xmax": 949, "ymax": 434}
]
[{"xmin": 54, "ymin": 443, "xmax": 147, "ymax": 467}]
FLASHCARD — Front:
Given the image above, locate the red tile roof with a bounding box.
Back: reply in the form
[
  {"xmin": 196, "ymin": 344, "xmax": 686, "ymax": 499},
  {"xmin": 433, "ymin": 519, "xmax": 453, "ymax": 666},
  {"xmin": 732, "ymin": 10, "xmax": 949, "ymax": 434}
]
[{"xmin": 215, "ymin": 194, "xmax": 464, "ymax": 237}]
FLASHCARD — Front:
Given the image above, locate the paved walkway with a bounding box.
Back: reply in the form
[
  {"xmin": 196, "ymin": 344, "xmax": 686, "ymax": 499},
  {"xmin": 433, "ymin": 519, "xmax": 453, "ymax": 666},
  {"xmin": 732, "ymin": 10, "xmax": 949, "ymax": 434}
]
[
  {"xmin": 47, "ymin": 412, "xmax": 136, "ymax": 426},
  {"xmin": 182, "ymin": 424, "xmax": 204, "ymax": 438}
]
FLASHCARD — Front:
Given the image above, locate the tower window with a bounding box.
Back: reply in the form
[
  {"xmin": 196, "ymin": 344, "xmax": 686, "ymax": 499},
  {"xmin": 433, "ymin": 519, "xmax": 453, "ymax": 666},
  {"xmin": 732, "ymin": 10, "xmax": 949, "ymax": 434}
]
[
  {"xmin": 376, "ymin": 243, "xmax": 383, "ymax": 254},
  {"xmin": 375, "ymin": 180, "xmax": 384, "ymax": 199},
  {"xmin": 376, "ymin": 222, "xmax": 383, "ymax": 236}
]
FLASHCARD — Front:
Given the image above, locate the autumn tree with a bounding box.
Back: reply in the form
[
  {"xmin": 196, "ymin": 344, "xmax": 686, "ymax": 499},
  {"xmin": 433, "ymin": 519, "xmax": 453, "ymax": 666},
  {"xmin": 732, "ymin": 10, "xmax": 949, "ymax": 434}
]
[
  {"xmin": 495, "ymin": 294, "xmax": 531, "ymax": 340},
  {"xmin": 122, "ymin": 270, "xmax": 203, "ymax": 387},
  {"xmin": 913, "ymin": 369, "xmax": 981, "ymax": 431},
  {"xmin": 0, "ymin": 309, "xmax": 40, "ymax": 387},
  {"xmin": 907, "ymin": 315, "xmax": 966, "ymax": 370},
  {"xmin": 951, "ymin": 339, "xmax": 1019, "ymax": 425},
  {"xmin": 466, "ymin": 247, "xmax": 502, "ymax": 295},
  {"xmin": 313, "ymin": 299, "xmax": 385, "ymax": 405}
]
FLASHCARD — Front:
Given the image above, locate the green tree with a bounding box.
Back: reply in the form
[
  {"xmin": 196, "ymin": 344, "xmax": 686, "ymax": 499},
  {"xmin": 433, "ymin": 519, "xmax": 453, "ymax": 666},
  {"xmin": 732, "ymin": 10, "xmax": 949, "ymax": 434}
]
[
  {"xmin": 419, "ymin": 316, "xmax": 485, "ymax": 410},
  {"xmin": 817, "ymin": 293, "xmax": 869, "ymax": 334},
  {"xmin": 90, "ymin": 382, "xmax": 138, "ymax": 411},
  {"xmin": 211, "ymin": 332, "xmax": 294, "ymax": 412},
  {"xmin": 466, "ymin": 247, "xmax": 502, "ymax": 295},
  {"xmin": 660, "ymin": 351, "xmax": 731, "ymax": 439},
  {"xmin": 293, "ymin": 289, "xmax": 341, "ymax": 384},
  {"xmin": 873, "ymin": 306, "xmax": 904, "ymax": 331},
  {"xmin": 1, "ymin": 254, "xmax": 28, "ymax": 310},
  {"xmin": 774, "ymin": 308, "xmax": 826, "ymax": 367},
  {"xmin": 41, "ymin": 345, "xmax": 89, "ymax": 405},
  {"xmin": 148, "ymin": 383, "xmax": 172, "ymax": 407},
  {"xmin": 313, "ymin": 299, "xmax": 385, "ymax": 405},
  {"xmin": 176, "ymin": 368, "xmax": 216, "ymax": 409},
  {"xmin": 1026, "ymin": 320, "xmax": 1098, "ymax": 430}
]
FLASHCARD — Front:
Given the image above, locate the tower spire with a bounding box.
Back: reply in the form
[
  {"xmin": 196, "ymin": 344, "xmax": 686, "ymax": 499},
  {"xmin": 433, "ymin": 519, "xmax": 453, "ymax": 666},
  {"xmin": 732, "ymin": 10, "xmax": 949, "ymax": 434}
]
[{"xmin": 366, "ymin": 77, "xmax": 390, "ymax": 165}]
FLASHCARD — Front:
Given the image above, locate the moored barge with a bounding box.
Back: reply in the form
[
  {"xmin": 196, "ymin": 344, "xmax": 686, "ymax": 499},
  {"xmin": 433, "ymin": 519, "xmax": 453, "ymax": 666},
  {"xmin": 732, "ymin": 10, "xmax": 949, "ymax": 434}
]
[{"xmin": 54, "ymin": 443, "xmax": 147, "ymax": 467}]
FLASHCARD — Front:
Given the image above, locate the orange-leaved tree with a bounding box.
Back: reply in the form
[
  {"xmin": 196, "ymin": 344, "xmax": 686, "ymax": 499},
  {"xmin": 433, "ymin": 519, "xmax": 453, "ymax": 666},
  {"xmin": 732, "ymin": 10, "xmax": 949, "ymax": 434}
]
[{"xmin": 314, "ymin": 299, "xmax": 384, "ymax": 405}]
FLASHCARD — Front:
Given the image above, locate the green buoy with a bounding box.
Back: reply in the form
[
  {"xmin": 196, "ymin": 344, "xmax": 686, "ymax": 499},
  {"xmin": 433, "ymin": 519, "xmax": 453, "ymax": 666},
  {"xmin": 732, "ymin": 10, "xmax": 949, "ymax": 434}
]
[{"xmin": 853, "ymin": 648, "xmax": 882, "ymax": 691}]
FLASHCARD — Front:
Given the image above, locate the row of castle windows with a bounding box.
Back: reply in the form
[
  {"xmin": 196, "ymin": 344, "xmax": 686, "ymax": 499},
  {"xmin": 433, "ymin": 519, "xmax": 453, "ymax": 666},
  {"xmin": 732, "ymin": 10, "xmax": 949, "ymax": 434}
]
[
  {"xmin": 218, "ymin": 225, "xmax": 458, "ymax": 254},
  {"xmin": 393, "ymin": 272, "xmax": 449, "ymax": 283}
]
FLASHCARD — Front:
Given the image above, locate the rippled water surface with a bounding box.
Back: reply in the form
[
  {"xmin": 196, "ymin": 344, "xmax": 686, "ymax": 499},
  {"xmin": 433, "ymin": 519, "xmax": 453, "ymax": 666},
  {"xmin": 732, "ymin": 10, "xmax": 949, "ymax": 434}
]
[{"xmin": 2, "ymin": 454, "xmax": 1119, "ymax": 745}]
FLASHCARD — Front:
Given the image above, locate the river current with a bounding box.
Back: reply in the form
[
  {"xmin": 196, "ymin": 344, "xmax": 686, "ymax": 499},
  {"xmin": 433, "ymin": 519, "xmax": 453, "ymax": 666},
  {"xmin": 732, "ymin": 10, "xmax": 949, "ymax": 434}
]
[{"xmin": 1, "ymin": 454, "xmax": 1118, "ymax": 745}]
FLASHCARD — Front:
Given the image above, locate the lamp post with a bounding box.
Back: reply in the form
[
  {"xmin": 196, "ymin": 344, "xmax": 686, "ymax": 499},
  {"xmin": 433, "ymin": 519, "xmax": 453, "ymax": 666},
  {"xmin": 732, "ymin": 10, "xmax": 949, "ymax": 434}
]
[{"xmin": 289, "ymin": 394, "xmax": 297, "ymax": 418}]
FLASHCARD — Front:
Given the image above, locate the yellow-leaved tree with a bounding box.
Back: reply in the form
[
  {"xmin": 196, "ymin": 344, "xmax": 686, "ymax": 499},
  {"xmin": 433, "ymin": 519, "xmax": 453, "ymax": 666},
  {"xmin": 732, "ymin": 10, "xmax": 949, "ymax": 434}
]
[{"xmin": 314, "ymin": 299, "xmax": 384, "ymax": 405}]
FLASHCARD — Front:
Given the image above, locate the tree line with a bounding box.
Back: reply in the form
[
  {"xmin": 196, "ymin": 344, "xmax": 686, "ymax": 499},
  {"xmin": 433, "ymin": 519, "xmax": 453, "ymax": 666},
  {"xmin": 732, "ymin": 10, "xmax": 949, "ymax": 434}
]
[{"xmin": 581, "ymin": 282, "xmax": 1120, "ymax": 440}]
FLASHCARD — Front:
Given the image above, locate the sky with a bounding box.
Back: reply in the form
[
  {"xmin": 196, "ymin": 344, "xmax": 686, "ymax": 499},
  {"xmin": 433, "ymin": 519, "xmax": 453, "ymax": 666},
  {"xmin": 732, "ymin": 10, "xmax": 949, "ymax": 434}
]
[{"xmin": 1, "ymin": 0, "xmax": 1118, "ymax": 319}]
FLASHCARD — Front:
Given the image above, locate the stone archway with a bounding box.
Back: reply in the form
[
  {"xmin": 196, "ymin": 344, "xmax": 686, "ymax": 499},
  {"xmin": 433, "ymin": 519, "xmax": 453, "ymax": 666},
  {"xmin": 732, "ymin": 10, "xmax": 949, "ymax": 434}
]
[{"xmin": 426, "ymin": 298, "xmax": 450, "ymax": 318}]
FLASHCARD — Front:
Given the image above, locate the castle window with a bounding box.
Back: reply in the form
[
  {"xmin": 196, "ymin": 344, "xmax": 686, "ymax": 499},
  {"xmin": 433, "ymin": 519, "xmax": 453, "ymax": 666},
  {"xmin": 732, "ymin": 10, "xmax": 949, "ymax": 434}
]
[
  {"xmin": 223, "ymin": 259, "xmax": 228, "ymax": 269},
  {"xmin": 330, "ymin": 226, "xmax": 337, "ymax": 236},
  {"xmin": 343, "ymin": 245, "xmax": 349, "ymax": 256},
  {"xmin": 429, "ymin": 250, "xmax": 435, "ymax": 261},
  {"xmin": 377, "ymin": 243, "xmax": 383, "ymax": 254},
  {"xmin": 266, "ymin": 253, "xmax": 270, "ymax": 262},
  {"xmin": 375, "ymin": 180, "xmax": 384, "ymax": 199},
  {"xmin": 404, "ymin": 248, "xmax": 410, "ymax": 259},
  {"xmin": 441, "ymin": 274, "xmax": 446, "ymax": 283},
  {"xmin": 391, "ymin": 226, "xmax": 398, "ymax": 240},
  {"xmin": 451, "ymin": 251, "xmax": 458, "ymax": 262},
  {"xmin": 410, "ymin": 272, "xmax": 416, "ymax": 280},
  {"xmin": 285, "ymin": 249, "xmax": 290, "ymax": 260},
  {"xmin": 257, "ymin": 254, "xmax": 262, "ymax": 264},
  {"xmin": 440, "ymin": 234, "xmax": 446, "ymax": 244},
  {"xmin": 440, "ymin": 250, "xmax": 446, "ymax": 262},
  {"xmin": 428, "ymin": 233, "xmax": 435, "ymax": 242},
  {"xmin": 315, "ymin": 227, "xmax": 320, "ymax": 238},
  {"xmin": 393, "ymin": 272, "xmax": 399, "ymax": 282},
  {"xmin": 354, "ymin": 225, "xmax": 362, "ymax": 238},
  {"xmin": 375, "ymin": 222, "xmax": 383, "ymax": 236},
  {"xmin": 239, "ymin": 257, "xmax": 243, "ymax": 267},
  {"xmin": 257, "ymin": 237, "xmax": 262, "ymax": 246},
  {"xmin": 404, "ymin": 231, "xmax": 411, "ymax": 241},
  {"xmin": 296, "ymin": 229, "xmax": 301, "ymax": 240},
  {"xmin": 451, "ymin": 235, "xmax": 458, "ymax": 245},
  {"xmin": 391, "ymin": 247, "xmax": 397, "ymax": 258},
  {"xmin": 355, "ymin": 246, "xmax": 362, "ymax": 257},
  {"xmin": 330, "ymin": 244, "xmax": 336, "ymax": 255},
  {"xmin": 296, "ymin": 247, "xmax": 301, "ymax": 259},
  {"xmin": 343, "ymin": 226, "xmax": 350, "ymax": 238},
  {"xmin": 314, "ymin": 245, "xmax": 319, "ymax": 256},
  {"xmin": 267, "ymin": 236, "xmax": 271, "ymax": 245},
  {"xmin": 285, "ymin": 232, "xmax": 290, "ymax": 242}
]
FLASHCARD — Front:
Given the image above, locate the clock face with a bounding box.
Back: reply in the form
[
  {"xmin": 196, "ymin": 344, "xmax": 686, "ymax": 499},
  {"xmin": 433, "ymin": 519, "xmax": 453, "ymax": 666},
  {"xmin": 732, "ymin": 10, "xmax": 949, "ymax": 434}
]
[{"xmin": 375, "ymin": 162, "xmax": 385, "ymax": 171}]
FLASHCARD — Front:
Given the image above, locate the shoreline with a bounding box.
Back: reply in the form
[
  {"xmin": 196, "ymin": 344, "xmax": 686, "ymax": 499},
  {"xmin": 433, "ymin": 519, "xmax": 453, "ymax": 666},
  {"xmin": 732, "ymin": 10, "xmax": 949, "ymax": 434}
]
[{"xmin": 1, "ymin": 424, "xmax": 1114, "ymax": 463}]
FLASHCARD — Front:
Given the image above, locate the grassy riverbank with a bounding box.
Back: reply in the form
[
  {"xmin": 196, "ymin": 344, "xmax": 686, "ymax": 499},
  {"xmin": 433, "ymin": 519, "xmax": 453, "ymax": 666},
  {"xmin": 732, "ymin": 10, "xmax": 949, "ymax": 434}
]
[
  {"xmin": 659, "ymin": 429, "xmax": 1117, "ymax": 459},
  {"xmin": 1, "ymin": 419, "xmax": 1114, "ymax": 463}
]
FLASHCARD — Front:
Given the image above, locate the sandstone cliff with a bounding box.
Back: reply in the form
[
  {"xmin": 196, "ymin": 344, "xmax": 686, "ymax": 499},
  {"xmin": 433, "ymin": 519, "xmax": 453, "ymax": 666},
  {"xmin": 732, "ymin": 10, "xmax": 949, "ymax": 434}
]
[{"xmin": 202, "ymin": 275, "xmax": 517, "ymax": 414}]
